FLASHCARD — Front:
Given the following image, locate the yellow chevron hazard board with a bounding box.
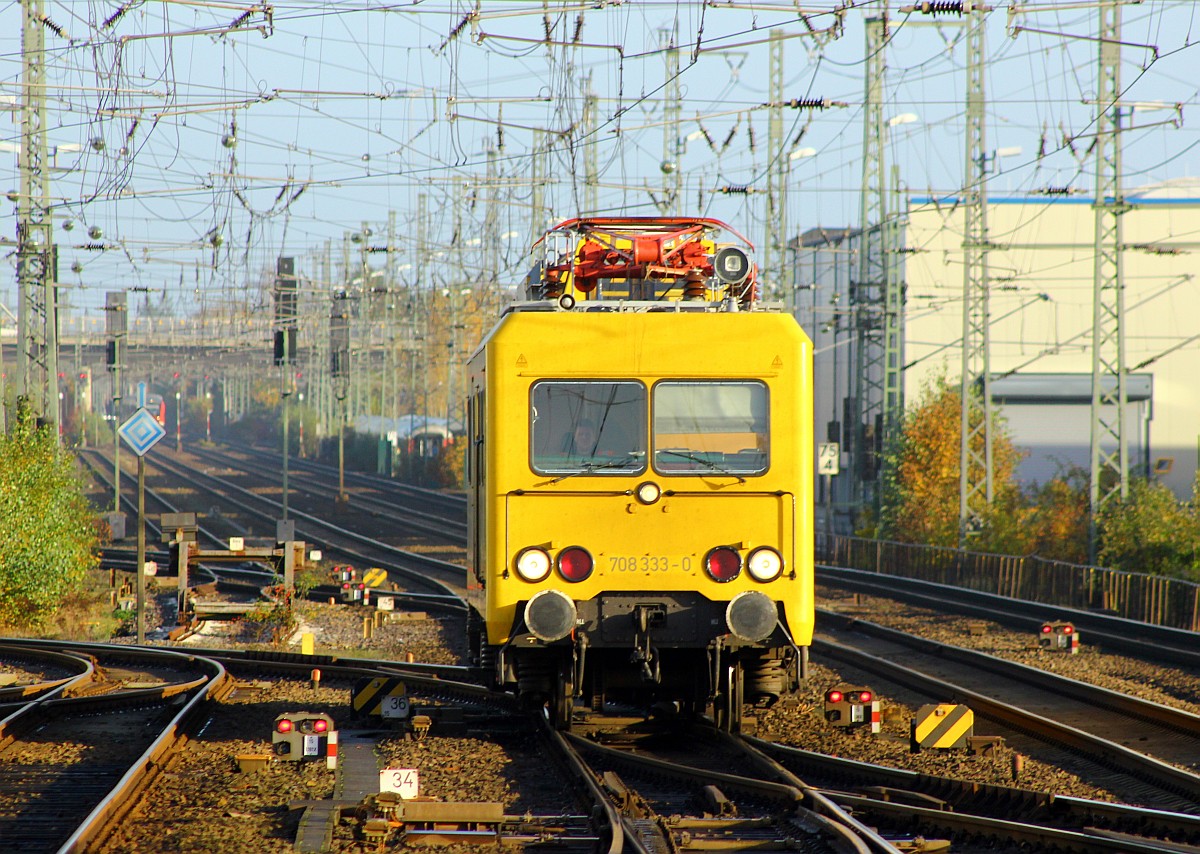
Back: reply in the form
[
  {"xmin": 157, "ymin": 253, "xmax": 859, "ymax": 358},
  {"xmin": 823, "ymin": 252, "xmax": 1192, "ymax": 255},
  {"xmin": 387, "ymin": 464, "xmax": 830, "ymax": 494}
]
[
  {"xmin": 362, "ymin": 567, "xmax": 388, "ymax": 588},
  {"xmin": 911, "ymin": 703, "xmax": 973, "ymax": 751},
  {"xmin": 353, "ymin": 677, "xmax": 409, "ymax": 719}
]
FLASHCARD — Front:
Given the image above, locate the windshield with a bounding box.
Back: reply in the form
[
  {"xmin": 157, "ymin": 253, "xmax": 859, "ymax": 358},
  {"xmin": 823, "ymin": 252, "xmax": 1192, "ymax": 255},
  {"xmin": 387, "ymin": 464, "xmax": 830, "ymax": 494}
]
[
  {"xmin": 653, "ymin": 381, "xmax": 769, "ymax": 475},
  {"xmin": 530, "ymin": 381, "xmax": 647, "ymax": 475}
]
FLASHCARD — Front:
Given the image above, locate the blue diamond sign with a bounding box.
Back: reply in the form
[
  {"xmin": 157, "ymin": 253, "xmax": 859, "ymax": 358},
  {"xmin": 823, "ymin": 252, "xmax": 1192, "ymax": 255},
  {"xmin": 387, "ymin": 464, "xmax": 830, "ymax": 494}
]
[{"xmin": 118, "ymin": 407, "xmax": 167, "ymax": 457}]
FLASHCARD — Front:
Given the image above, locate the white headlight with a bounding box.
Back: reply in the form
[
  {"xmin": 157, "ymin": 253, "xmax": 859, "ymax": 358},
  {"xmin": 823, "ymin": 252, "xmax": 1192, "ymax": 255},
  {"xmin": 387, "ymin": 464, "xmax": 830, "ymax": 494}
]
[
  {"xmin": 746, "ymin": 547, "xmax": 783, "ymax": 582},
  {"xmin": 635, "ymin": 481, "xmax": 661, "ymax": 505},
  {"xmin": 515, "ymin": 547, "xmax": 551, "ymax": 582}
]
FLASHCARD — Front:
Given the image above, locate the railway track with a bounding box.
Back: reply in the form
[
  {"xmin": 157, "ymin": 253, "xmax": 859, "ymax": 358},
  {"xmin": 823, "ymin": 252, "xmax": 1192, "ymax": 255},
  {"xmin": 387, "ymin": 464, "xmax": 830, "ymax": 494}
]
[
  {"xmin": 0, "ymin": 641, "xmax": 228, "ymax": 852},
  {"xmin": 563, "ymin": 716, "xmax": 898, "ymax": 852},
  {"xmin": 212, "ymin": 442, "xmax": 468, "ymax": 541},
  {"xmin": 754, "ymin": 737, "xmax": 1200, "ymax": 853},
  {"xmin": 817, "ymin": 610, "xmax": 1200, "ymax": 813},
  {"xmin": 85, "ymin": 444, "xmax": 464, "ymax": 602},
  {"xmin": 70, "ymin": 443, "xmax": 1200, "ymax": 849},
  {"xmin": 820, "ymin": 564, "xmax": 1200, "ymax": 670}
]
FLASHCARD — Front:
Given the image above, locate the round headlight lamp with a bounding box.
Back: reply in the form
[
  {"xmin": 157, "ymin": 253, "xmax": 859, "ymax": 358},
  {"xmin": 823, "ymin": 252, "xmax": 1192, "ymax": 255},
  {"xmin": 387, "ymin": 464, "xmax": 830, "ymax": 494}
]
[
  {"xmin": 515, "ymin": 547, "xmax": 552, "ymax": 582},
  {"xmin": 635, "ymin": 481, "xmax": 661, "ymax": 505},
  {"xmin": 746, "ymin": 547, "xmax": 783, "ymax": 582}
]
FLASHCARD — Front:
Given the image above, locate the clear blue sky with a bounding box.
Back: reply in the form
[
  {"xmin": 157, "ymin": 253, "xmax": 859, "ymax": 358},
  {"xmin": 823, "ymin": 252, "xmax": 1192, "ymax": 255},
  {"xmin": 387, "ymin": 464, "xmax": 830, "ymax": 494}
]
[{"xmin": 2, "ymin": 1, "xmax": 1197, "ymax": 315}]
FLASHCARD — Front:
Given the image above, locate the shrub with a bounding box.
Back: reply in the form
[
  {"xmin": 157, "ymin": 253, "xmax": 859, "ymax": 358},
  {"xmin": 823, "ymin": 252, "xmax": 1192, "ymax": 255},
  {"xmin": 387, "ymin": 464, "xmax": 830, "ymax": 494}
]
[
  {"xmin": 0, "ymin": 408, "xmax": 100, "ymax": 630},
  {"xmin": 1098, "ymin": 476, "xmax": 1200, "ymax": 579}
]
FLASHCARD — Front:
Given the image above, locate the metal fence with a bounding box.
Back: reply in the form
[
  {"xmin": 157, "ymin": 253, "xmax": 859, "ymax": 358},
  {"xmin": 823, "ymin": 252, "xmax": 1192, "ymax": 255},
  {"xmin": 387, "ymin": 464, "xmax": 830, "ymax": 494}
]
[{"xmin": 816, "ymin": 534, "xmax": 1200, "ymax": 633}]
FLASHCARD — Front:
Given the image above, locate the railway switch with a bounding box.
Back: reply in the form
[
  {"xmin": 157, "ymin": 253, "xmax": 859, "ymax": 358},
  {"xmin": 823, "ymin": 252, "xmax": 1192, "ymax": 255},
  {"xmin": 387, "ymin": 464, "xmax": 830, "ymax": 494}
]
[
  {"xmin": 272, "ymin": 712, "xmax": 336, "ymax": 761},
  {"xmin": 1038, "ymin": 621, "xmax": 1079, "ymax": 653},
  {"xmin": 824, "ymin": 685, "xmax": 880, "ymax": 732}
]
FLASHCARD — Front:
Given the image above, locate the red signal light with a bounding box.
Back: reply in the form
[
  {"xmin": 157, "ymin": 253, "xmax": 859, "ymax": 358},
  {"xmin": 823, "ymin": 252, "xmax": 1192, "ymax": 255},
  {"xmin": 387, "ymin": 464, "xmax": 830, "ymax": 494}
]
[
  {"xmin": 313, "ymin": 718, "xmax": 328, "ymax": 733},
  {"xmin": 1041, "ymin": 625, "xmax": 1052, "ymax": 633},
  {"xmin": 857, "ymin": 691, "xmax": 872, "ymax": 703},
  {"xmin": 826, "ymin": 690, "xmax": 843, "ymax": 704},
  {"xmin": 557, "ymin": 547, "xmax": 594, "ymax": 582},
  {"xmin": 704, "ymin": 546, "xmax": 741, "ymax": 583},
  {"xmin": 1062, "ymin": 625, "xmax": 1074, "ymax": 634},
  {"xmin": 342, "ymin": 582, "xmax": 350, "ymax": 590},
  {"xmin": 276, "ymin": 719, "xmax": 294, "ymax": 733},
  {"xmin": 357, "ymin": 583, "xmax": 365, "ymax": 590}
]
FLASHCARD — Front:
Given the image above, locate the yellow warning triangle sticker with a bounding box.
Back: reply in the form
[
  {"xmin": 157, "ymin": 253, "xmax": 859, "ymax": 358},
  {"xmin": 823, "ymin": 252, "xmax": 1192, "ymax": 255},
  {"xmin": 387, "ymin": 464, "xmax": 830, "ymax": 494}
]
[
  {"xmin": 772, "ymin": 356, "xmax": 783, "ymax": 368},
  {"xmin": 516, "ymin": 354, "xmax": 528, "ymax": 368}
]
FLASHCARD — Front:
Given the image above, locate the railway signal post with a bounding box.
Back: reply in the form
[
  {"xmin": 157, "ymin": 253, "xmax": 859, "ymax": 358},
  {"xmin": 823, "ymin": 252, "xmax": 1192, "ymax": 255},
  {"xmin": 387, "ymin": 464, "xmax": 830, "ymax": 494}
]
[{"xmin": 118, "ymin": 407, "xmax": 167, "ymax": 644}]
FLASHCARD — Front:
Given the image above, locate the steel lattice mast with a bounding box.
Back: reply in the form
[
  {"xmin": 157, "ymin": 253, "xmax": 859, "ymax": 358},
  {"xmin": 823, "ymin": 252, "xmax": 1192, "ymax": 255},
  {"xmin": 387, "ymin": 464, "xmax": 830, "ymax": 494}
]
[
  {"xmin": 16, "ymin": 0, "xmax": 59, "ymax": 429},
  {"xmin": 766, "ymin": 29, "xmax": 790, "ymax": 306},
  {"xmin": 1089, "ymin": 0, "xmax": 1128, "ymax": 558},
  {"xmin": 660, "ymin": 25, "xmax": 682, "ymax": 214},
  {"xmin": 959, "ymin": 3, "xmax": 993, "ymax": 543},
  {"xmin": 852, "ymin": 15, "xmax": 889, "ymax": 506}
]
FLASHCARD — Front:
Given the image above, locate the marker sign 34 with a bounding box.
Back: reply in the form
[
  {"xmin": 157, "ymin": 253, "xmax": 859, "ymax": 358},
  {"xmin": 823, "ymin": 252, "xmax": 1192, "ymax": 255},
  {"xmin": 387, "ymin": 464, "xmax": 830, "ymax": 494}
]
[{"xmin": 380, "ymin": 768, "xmax": 419, "ymax": 799}]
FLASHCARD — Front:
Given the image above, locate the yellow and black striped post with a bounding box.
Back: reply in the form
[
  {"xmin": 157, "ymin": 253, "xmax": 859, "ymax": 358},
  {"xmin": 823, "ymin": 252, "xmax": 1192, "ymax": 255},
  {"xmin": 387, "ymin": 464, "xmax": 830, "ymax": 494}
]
[
  {"xmin": 352, "ymin": 676, "xmax": 409, "ymax": 718},
  {"xmin": 363, "ymin": 567, "xmax": 388, "ymax": 588},
  {"xmin": 911, "ymin": 703, "xmax": 973, "ymax": 751}
]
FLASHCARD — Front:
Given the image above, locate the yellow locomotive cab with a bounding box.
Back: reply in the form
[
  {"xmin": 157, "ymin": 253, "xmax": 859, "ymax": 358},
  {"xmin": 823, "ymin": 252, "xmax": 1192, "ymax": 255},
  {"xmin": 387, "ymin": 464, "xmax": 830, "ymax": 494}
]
[{"xmin": 465, "ymin": 218, "xmax": 814, "ymax": 730}]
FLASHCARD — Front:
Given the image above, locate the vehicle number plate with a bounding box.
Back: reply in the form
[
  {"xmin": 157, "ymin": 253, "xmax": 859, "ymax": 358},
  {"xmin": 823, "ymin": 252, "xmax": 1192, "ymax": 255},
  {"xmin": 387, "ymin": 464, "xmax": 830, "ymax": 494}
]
[{"xmin": 607, "ymin": 555, "xmax": 692, "ymax": 572}]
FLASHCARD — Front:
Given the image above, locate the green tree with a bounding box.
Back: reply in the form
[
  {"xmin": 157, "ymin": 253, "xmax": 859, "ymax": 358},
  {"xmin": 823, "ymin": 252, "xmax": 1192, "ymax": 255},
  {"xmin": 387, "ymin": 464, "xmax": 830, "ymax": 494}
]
[
  {"xmin": 0, "ymin": 407, "xmax": 100, "ymax": 629},
  {"xmin": 879, "ymin": 372, "xmax": 1025, "ymax": 550},
  {"xmin": 1098, "ymin": 476, "xmax": 1200, "ymax": 579}
]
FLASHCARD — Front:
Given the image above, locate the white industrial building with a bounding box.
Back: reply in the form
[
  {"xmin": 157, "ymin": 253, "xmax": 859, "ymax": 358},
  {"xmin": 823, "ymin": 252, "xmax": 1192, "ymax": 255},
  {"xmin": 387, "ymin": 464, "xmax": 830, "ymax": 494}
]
[{"xmin": 795, "ymin": 179, "xmax": 1200, "ymax": 512}]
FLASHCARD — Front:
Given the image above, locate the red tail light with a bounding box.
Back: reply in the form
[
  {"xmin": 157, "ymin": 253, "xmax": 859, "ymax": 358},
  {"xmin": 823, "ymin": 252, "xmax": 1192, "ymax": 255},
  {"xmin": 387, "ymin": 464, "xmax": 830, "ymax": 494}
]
[
  {"xmin": 704, "ymin": 546, "xmax": 741, "ymax": 582},
  {"xmin": 826, "ymin": 690, "xmax": 843, "ymax": 704},
  {"xmin": 276, "ymin": 719, "xmax": 294, "ymax": 733},
  {"xmin": 557, "ymin": 547, "xmax": 594, "ymax": 582}
]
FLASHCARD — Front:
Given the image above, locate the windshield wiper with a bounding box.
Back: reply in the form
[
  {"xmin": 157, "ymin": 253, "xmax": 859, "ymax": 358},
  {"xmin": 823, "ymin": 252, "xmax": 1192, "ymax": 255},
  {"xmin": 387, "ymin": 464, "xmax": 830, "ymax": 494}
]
[
  {"xmin": 548, "ymin": 454, "xmax": 643, "ymax": 484},
  {"xmin": 657, "ymin": 450, "xmax": 746, "ymax": 483}
]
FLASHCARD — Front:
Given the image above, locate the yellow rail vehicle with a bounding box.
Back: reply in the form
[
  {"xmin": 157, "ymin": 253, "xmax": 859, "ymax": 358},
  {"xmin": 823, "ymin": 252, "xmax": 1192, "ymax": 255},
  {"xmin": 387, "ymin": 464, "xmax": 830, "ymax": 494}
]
[{"xmin": 465, "ymin": 218, "xmax": 814, "ymax": 729}]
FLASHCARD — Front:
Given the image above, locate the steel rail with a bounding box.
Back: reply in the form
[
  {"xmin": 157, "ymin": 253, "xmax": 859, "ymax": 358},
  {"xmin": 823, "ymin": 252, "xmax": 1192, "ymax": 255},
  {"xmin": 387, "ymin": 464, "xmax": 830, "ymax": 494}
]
[
  {"xmin": 819, "ymin": 564, "xmax": 1200, "ymax": 668},
  {"xmin": 144, "ymin": 447, "xmax": 464, "ymax": 598},
  {"xmin": 721, "ymin": 730, "xmax": 900, "ymax": 854},
  {"xmin": 57, "ymin": 650, "xmax": 230, "ymax": 853},
  {"xmin": 752, "ymin": 737, "xmax": 1200, "ymax": 844},
  {"xmin": 566, "ymin": 727, "xmax": 902, "ymax": 852},
  {"xmin": 0, "ymin": 644, "xmax": 94, "ymax": 705},
  {"xmin": 819, "ymin": 607, "xmax": 1200, "ymax": 736},
  {"xmin": 814, "ymin": 631, "xmax": 1200, "ymax": 803},
  {"xmin": 829, "ymin": 791, "xmax": 1193, "ymax": 853},
  {"xmin": 197, "ymin": 443, "xmax": 468, "ymax": 538}
]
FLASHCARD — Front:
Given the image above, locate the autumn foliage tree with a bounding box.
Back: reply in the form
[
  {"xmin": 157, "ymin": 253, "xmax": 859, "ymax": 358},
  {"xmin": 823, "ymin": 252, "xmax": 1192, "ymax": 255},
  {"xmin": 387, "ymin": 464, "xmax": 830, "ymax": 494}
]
[
  {"xmin": 876, "ymin": 374, "xmax": 1195, "ymax": 570},
  {"xmin": 878, "ymin": 372, "xmax": 1025, "ymax": 551},
  {"xmin": 1022, "ymin": 466, "xmax": 1090, "ymax": 564}
]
